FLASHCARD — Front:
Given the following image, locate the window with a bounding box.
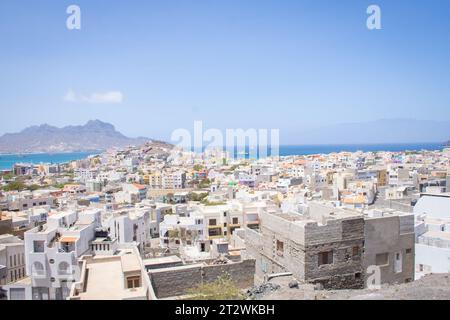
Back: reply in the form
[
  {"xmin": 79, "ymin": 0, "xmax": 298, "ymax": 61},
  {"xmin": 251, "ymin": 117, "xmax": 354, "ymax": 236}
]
[
  {"xmin": 318, "ymin": 251, "xmax": 333, "ymax": 266},
  {"xmin": 223, "ymin": 212, "xmax": 227, "ymax": 217},
  {"xmin": 126, "ymin": 276, "xmax": 141, "ymax": 289},
  {"xmin": 32, "ymin": 262, "xmax": 45, "ymax": 276},
  {"xmin": 232, "ymin": 217, "xmax": 239, "ymax": 224},
  {"xmin": 406, "ymin": 248, "xmax": 412, "ymax": 254},
  {"xmin": 276, "ymin": 240, "xmax": 284, "ymax": 256},
  {"xmin": 58, "ymin": 262, "xmax": 71, "ymax": 275},
  {"xmin": 33, "ymin": 240, "xmax": 45, "ymax": 253},
  {"xmin": 209, "ymin": 219, "xmax": 217, "ymax": 226},
  {"xmin": 208, "ymin": 228, "xmax": 222, "ymax": 237},
  {"xmin": 352, "ymin": 246, "xmax": 359, "ymax": 257},
  {"xmin": 375, "ymin": 253, "xmax": 389, "ymax": 266},
  {"xmin": 394, "ymin": 252, "xmax": 402, "ymax": 273},
  {"xmin": 223, "ymin": 222, "xmax": 227, "ymax": 227}
]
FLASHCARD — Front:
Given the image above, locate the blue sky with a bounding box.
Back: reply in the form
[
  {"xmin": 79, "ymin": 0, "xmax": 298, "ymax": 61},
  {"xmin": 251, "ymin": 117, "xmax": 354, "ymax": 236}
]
[{"xmin": 0, "ymin": 0, "xmax": 449, "ymax": 143}]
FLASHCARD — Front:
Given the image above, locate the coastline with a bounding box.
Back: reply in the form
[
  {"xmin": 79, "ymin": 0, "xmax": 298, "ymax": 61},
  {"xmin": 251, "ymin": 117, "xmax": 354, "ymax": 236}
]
[{"xmin": 0, "ymin": 150, "xmax": 103, "ymax": 156}]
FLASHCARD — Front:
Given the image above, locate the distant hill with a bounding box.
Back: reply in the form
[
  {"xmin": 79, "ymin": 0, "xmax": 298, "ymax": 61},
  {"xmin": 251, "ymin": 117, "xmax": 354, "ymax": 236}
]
[
  {"xmin": 287, "ymin": 119, "xmax": 450, "ymax": 145},
  {"xmin": 0, "ymin": 120, "xmax": 155, "ymax": 153}
]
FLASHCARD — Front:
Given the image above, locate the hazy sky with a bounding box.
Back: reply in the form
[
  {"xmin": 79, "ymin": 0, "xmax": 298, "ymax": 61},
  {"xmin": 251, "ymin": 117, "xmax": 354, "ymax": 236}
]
[{"xmin": 1, "ymin": 0, "xmax": 449, "ymax": 142}]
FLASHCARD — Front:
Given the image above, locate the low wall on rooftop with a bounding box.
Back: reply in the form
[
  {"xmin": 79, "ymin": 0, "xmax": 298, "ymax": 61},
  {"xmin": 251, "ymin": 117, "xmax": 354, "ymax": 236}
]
[{"xmin": 149, "ymin": 259, "xmax": 255, "ymax": 299}]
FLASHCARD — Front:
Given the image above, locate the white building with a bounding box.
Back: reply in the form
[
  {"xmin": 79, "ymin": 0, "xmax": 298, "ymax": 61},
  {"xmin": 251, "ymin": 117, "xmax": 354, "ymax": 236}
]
[
  {"xmin": 162, "ymin": 172, "xmax": 186, "ymax": 189},
  {"xmin": 414, "ymin": 193, "xmax": 450, "ymax": 279},
  {"xmin": 105, "ymin": 207, "xmax": 152, "ymax": 253},
  {"xmin": 0, "ymin": 234, "xmax": 25, "ymax": 285},
  {"xmin": 3, "ymin": 209, "xmax": 102, "ymax": 300}
]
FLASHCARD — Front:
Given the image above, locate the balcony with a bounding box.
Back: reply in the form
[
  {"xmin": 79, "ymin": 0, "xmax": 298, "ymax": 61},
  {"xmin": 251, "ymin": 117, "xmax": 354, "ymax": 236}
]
[
  {"xmin": 30, "ymin": 260, "xmax": 47, "ymax": 279},
  {"xmin": 208, "ymin": 227, "xmax": 223, "ymax": 239}
]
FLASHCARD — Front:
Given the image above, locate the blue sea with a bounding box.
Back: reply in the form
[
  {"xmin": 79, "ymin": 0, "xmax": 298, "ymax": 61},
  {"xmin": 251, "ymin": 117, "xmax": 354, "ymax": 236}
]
[
  {"xmin": 221, "ymin": 142, "xmax": 445, "ymax": 159},
  {"xmin": 0, "ymin": 143, "xmax": 445, "ymax": 170},
  {"xmin": 0, "ymin": 151, "xmax": 100, "ymax": 171},
  {"xmin": 277, "ymin": 143, "xmax": 445, "ymax": 156}
]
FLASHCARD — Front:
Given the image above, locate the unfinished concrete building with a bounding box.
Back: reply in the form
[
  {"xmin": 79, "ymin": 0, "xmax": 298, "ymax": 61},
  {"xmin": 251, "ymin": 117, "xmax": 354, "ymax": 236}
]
[
  {"xmin": 363, "ymin": 208, "xmax": 415, "ymax": 284},
  {"xmin": 245, "ymin": 201, "xmax": 414, "ymax": 290}
]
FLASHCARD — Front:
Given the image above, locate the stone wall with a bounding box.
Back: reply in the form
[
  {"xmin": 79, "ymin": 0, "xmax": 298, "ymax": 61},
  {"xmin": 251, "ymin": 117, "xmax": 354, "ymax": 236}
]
[
  {"xmin": 249, "ymin": 211, "xmax": 365, "ymax": 290},
  {"xmin": 0, "ymin": 218, "xmax": 13, "ymax": 235},
  {"xmin": 149, "ymin": 259, "xmax": 256, "ymax": 299},
  {"xmin": 303, "ymin": 218, "xmax": 365, "ymax": 289}
]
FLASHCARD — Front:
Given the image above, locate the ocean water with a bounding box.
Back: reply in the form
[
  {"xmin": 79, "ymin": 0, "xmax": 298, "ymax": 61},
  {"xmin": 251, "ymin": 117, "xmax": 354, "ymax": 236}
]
[
  {"xmin": 0, "ymin": 143, "xmax": 445, "ymax": 171},
  {"xmin": 219, "ymin": 142, "xmax": 445, "ymax": 159},
  {"xmin": 0, "ymin": 151, "xmax": 100, "ymax": 171},
  {"xmin": 277, "ymin": 143, "xmax": 445, "ymax": 156}
]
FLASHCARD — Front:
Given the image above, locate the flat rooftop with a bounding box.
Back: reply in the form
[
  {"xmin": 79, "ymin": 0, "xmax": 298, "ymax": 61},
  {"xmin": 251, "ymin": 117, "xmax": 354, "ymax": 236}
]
[
  {"xmin": 121, "ymin": 252, "xmax": 141, "ymax": 273},
  {"xmin": 420, "ymin": 231, "xmax": 450, "ymax": 241},
  {"xmin": 77, "ymin": 255, "xmax": 146, "ymax": 300},
  {"xmin": 143, "ymin": 255, "xmax": 182, "ymax": 267}
]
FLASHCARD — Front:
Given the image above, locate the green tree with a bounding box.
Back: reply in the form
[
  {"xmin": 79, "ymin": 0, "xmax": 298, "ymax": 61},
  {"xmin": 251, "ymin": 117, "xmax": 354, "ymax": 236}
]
[
  {"xmin": 27, "ymin": 184, "xmax": 41, "ymax": 191},
  {"xmin": 193, "ymin": 164, "xmax": 203, "ymax": 171},
  {"xmin": 0, "ymin": 173, "xmax": 14, "ymax": 180},
  {"xmin": 3, "ymin": 181, "xmax": 26, "ymax": 191}
]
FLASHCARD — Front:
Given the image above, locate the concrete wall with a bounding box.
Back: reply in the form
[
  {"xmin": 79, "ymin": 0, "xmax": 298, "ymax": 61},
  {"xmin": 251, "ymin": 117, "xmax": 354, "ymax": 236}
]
[
  {"xmin": 149, "ymin": 259, "xmax": 255, "ymax": 299},
  {"xmin": 364, "ymin": 214, "xmax": 415, "ymax": 284}
]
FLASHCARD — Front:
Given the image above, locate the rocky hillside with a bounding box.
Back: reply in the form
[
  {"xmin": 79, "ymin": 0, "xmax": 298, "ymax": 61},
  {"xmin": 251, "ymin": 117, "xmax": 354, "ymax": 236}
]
[
  {"xmin": 0, "ymin": 120, "xmax": 154, "ymax": 153},
  {"xmin": 251, "ymin": 273, "xmax": 450, "ymax": 300}
]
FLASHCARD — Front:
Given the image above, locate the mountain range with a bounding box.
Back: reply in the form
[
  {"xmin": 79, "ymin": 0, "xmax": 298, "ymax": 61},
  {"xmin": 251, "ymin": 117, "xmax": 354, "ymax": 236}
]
[
  {"xmin": 0, "ymin": 120, "xmax": 152, "ymax": 154},
  {"xmin": 285, "ymin": 119, "xmax": 450, "ymax": 145},
  {"xmin": 1, "ymin": 118, "xmax": 449, "ymax": 154}
]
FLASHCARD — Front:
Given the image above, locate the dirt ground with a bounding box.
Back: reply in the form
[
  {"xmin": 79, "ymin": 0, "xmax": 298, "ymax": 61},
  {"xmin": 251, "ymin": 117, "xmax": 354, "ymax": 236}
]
[{"xmin": 252, "ymin": 273, "xmax": 450, "ymax": 300}]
